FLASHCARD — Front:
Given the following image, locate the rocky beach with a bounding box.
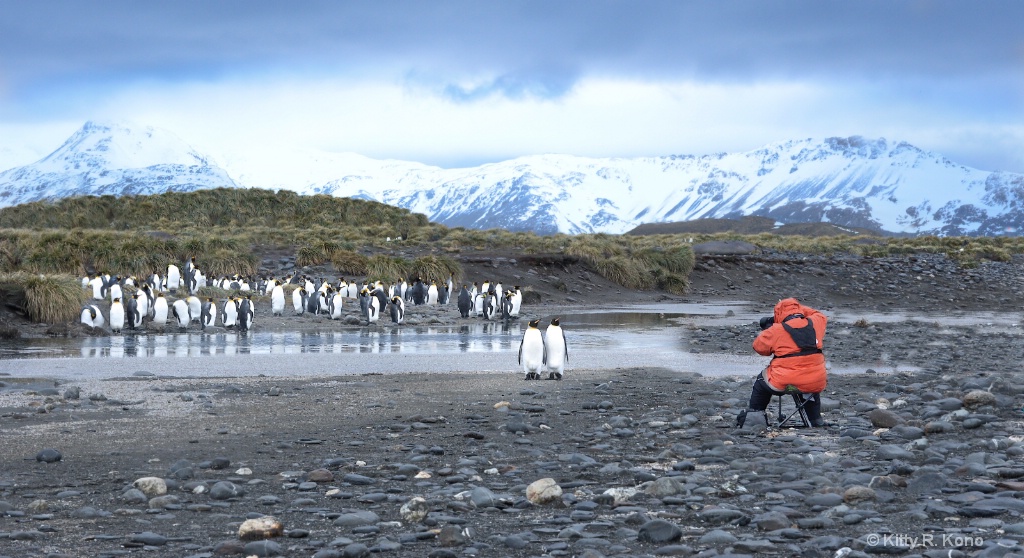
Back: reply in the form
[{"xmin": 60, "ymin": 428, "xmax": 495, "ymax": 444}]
[{"xmin": 2, "ymin": 248, "xmax": 1024, "ymax": 558}]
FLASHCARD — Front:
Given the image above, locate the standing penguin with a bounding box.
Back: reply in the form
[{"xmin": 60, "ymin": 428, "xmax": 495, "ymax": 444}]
[
  {"xmin": 125, "ymin": 294, "xmax": 142, "ymax": 330},
  {"xmin": 366, "ymin": 294, "xmax": 381, "ymax": 324},
  {"xmin": 171, "ymin": 299, "xmax": 190, "ymax": 330},
  {"xmin": 445, "ymin": 273, "xmax": 455, "ymax": 304},
  {"xmin": 222, "ymin": 297, "xmax": 239, "ymax": 328},
  {"xmin": 80, "ymin": 304, "xmax": 104, "ymax": 328},
  {"xmin": 200, "ymin": 297, "xmax": 215, "ymax": 330},
  {"xmin": 293, "ymin": 287, "xmax": 307, "ymax": 316},
  {"xmin": 328, "ymin": 289, "xmax": 344, "ymax": 320},
  {"xmin": 186, "ymin": 295, "xmax": 202, "ymax": 323},
  {"xmin": 510, "ymin": 286, "xmax": 523, "ymax": 317},
  {"xmin": 359, "ymin": 288, "xmax": 371, "ymax": 318},
  {"xmin": 518, "ymin": 318, "xmax": 545, "ymax": 380},
  {"xmin": 153, "ymin": 292, "xmax": 169, "ymax": 324},
  {"xmin": 108, "ymin": 278, "xmax": 123, "ymax": 304},
  {"xmin": 136, "ymin": 285, "xmax": 152, "ymax": 319},
  {"xmin": 411, "ymin": 278, "xmax": 427, "ymax": 305},
  {"xmin": 110, "ymin": 297, "xmax": 125, "ymax": 333},
  {"xmin": 457, "ymin": 285, "xmax": 472, "ymax": 318},
  {"xmin": 544, "ymin": 318, "xmax": 568, "ymax": 380},
  {"xmin": 89, "ymin": 275, "xmax": 104, "ymax": 300},
  {"xmin": 316, "ymin": 288, "xmax": 330, "ymax": 316},
  {"xmin": 472, "ymin": 291, "xmax": 485, "ymax": 317},
  {"xmin": 166, "ymin": 264, "xmax": 181, "ymax": 293},
  {"xmin": 426, "ymin": 282, "xmax": 439, "ymax": 305},
  {"xmin": 372, "ymin": 283, "xmax": 388, "ymax": 313},
  {"xmin": 238, "ymin": 296, "xmax": 252, "ymax": 332},
  {"xmin": 389, "ymin": 295, "xmax": 405, "ymax": 324},
  {"xmin": 482, "ymin": 292, "xmax": 496, "ymax": 320},
  {"xmin": 271, "ymin": 280, "xmax": 285, "ymax": 316},
  {"xmin": 500, "ymin": 291, "xmax": 514, "ymax": 320}
]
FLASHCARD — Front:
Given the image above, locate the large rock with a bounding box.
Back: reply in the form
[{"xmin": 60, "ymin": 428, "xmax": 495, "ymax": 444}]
[
  {"xmin": 526, "ymin": 478, "xmax": 562, "ymax": 505},
  {"xmin": 239, "ymin": 516, "xmax": 284, "ymax": 540},
  {"xmin": 133, "ymin": 477, "xmax": 167, "ymax": 497},
  {"xmin": 962, "ymin": 390, "xmax": 997, "ymax": 409},
  {"xmin": 692, "ymin": 241, "xmax": 759, "ymax": 255}
]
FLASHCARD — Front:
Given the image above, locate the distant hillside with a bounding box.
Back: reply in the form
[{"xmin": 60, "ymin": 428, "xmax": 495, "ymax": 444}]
[
  {"xmin": 4, "ymin": 121, "xmax": 1024, "ymax": 236},
  {"xmin": 626, "ymin": 217, "xmax": 883, "ymax": 237},
  {"xmin": 0, "ymin": 188, "xmax": 430, "ymax": 232}
]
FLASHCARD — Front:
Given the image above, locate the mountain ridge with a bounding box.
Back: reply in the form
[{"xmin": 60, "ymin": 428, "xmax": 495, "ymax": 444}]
[{"xmin": 1, "ymin": 120, "xmax": 1021, "ymax": 236}]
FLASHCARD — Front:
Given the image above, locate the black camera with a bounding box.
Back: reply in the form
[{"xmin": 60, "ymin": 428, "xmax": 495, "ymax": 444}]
[{"xmin": 759, "ymin": 316, "xmax": 774, "ymax": 330}]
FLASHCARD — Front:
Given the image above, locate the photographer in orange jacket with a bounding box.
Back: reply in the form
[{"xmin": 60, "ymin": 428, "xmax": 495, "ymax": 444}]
[{"xmin": 737, "ymin": 298, "xmax": 828, "ymax": 428}]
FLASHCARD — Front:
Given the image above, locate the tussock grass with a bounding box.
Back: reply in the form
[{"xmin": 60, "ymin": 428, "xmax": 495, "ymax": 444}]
[
  {"xmin": 365, "ymin": 255, "xmax": 410, "ymax": 283},
  {"xmin": 200, "ymin": 249, "xmax": 258, "ymax": 277},
  {"xmin": 591, "ymin": 256, "xmax": 654, "ymax": 290},
  {"xmin": 410, "ymin": 255, "xmax": 462, "ymax": 284},
  {"xmin": 331, "ymin": 250, "xmax": 369, "ymax": 275},
  {"xmin": 0, "ymin": 273, "xmax": 86, "ymax": 323},
  {"xmin": 5, "ymin": 188, "xmax": 1024, "ymax": 297},
  {"xmin": 0, "ymin": 188, "xmax": 429, "ymax": 232}
]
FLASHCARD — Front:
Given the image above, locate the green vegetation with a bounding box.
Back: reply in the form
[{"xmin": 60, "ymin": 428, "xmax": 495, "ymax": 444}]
[
  {"xmin": 409, "ymin": 255, "xmax": 462, "ymax": 285},
  {"xmin": 0, "ymin": 188, "xmax": 1022, "ymax": 324},
  {"xmin": 365, "ymin": 255, "xmax": 410, "ymax": 283},
  {"xmin": 0, "ymin": 273, "xmax": 86, "ymax": 323}
]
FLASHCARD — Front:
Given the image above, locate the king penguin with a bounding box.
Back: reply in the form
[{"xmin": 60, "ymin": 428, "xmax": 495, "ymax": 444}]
[
  {"xmin": 366, "ymin": 293, "xmax": 381, "ymax": 324},
  {"xmin": 518, "ymin": 318, "xmax": 545, "ymax": 380},
  {"xmin": 426, "ymin": 282, "xmax": 439, "ymax": 305},
  {"xmin": 293, "ymin": 287, "xmax": 307, "ymax": 315},
  {"xmin": 153, "ymin": 292, "xmax": 169, "ymax": 325},
  {"xmin": 482, "ymin": 292, "xmax": 496, "ymax": 320},
  {"xmin": 389, "ymin": 295, "xmax": 405, "ymax": 324},
  {"xmin": 108, "ymin": 279, "xmax": 123, "ymax": 304},
  {"xmin": 271, "ymin": 280, "xmax": 285, "ymax": 316},
  {"xmin": 238, "ymin": 296, "xmax": 252, "ymax": 332},
  {"xmin": 500, "ymin": 291, "xmax": 514, "ymax": 320},
  {"xmin": 81, "ymin": 304, "xmax": 104, "ymax": 328},
  {"xmin": 167, "ymin": 264, "xmax": 181, "ymax": 293},
  {"xmin": 186, "ymin": 295, "xmax": 202, "ymax": 323},
  {"xmin": 200, "ymin": 297, "xmax": 215, "ymax": 330},
  {"xmin": 125, "ymin": 294, "xmax": 142, "ymax": 330},
  {"xmin": 110, "ymin": 297, "xmax": 125, "ymax": 333},
  {"xmin": 457, "ymin": 285, "xmax": 472, "ymax": 318},
  {"xmin": 544, "ymin": 317, "xmax": 568, "ymax": 380},
  {"xmin": 329, "ymin": 288, "xmax": 344, "ymax": 320},
  {"xmin": 171, "ymin": 299, "xmax": 190, "ymax": 330},
  {"xmin": 510, "ymin": 286, "xmax": 523, "ymax": 317},
  {"xmin": 136, "ymin": 285, "xmax": 151, "ymax": 319},
  {"xmin": 222, "ymin": 297, "xmax": 239, "ymax": 328},
  {"xmin": 89, "ymin": 275, "xmax": 104, "ymax": 300}
]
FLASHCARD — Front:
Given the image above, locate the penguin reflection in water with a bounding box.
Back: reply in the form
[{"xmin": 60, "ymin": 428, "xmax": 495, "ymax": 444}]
[{"xmin": 518, "ymin": 318, "xmax": 545, "ymax": 380}]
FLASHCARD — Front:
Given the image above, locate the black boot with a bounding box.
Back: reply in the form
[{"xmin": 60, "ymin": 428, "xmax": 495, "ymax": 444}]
[{"xmin": 736, "ymin": 409, "xmax": 748, "ymax": 428}]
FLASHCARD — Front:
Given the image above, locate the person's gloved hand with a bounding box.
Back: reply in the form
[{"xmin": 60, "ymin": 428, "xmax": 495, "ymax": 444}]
[{"xmin": 759, "ymin": 316, "xmax": 774, "ymax": 330}]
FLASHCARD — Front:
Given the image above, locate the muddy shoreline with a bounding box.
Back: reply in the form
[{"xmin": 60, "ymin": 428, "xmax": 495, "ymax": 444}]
[{"xmin": 2, "ymin": 251, "xmax": 1024, "ymax": 557}]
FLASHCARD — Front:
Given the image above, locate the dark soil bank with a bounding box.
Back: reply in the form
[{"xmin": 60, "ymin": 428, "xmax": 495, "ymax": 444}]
[{"xmin": 2, "ymin": 249, "xmax": 1024, "ymax": 558}]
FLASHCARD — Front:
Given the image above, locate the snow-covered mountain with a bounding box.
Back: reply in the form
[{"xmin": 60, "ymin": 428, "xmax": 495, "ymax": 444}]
[
  {"xmin": 2, "ymin": 121, "xmax": 1023, "ymax": 236},
  {"xmin": 0, "ymin": 121, "xmax": 238, "ymax": 206}
]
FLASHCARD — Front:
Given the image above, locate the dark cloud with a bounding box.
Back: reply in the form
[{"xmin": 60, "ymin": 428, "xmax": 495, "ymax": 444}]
[{"xmin": 2, "ymin": 0, "xmax": 1021, "ymax": 99}]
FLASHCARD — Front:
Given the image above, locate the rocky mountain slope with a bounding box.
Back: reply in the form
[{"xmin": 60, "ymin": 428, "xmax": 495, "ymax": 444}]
[{"xmin": 2, "ymin": 120, "xmax": 1022, "ymax": 236}]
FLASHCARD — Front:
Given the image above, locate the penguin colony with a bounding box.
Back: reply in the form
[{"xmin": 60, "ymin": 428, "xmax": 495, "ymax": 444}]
[{"xmin": 79, "ymin": 262, "xmax": 567, "ymax": 377}]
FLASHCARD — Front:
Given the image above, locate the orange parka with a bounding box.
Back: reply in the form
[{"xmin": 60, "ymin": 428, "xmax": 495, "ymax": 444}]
[{"xmin": 753, "ymin": 298, "xmax": 828, "ymax": 394}]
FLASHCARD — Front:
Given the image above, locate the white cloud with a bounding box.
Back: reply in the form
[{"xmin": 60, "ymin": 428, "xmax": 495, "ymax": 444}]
[{"xmin": 0, "ymin": 73, "xmax": 1020, "ymax": 175}]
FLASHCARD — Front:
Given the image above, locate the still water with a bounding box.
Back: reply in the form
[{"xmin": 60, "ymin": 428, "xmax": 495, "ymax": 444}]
[
  {"xmin": 0, "ymin": 302, "xmax": 961, "ymax": 379},
  {"xmin": 0, "ymin": 303, "xmax": 754, "ymax": 360}
]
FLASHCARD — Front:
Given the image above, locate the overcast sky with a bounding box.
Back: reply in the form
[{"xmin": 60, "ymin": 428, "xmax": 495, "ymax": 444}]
[{"xmin": 0, "ymin": 0, "xmax": 1021, "ymax": 173}]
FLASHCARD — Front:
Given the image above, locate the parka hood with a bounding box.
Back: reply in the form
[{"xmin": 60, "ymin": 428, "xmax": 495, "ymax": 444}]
[{"xmin": 773, "ymin": 298, "xmax": 804, "ymax": 323}]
